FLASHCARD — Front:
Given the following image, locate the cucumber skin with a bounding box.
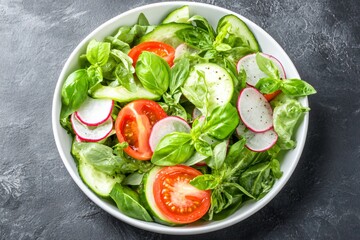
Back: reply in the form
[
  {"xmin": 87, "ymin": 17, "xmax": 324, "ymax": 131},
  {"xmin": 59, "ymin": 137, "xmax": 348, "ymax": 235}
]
[
  {"xmin": 162, "ymin": 5, "xmax": 190, "ymax": 24},
  {"xmin": 139, "ymin": 166, "xmax": 178, "ymax": 226},
  {"xmin": 217, "ymin": 14, "xmax": 260, "ymax": 52}
]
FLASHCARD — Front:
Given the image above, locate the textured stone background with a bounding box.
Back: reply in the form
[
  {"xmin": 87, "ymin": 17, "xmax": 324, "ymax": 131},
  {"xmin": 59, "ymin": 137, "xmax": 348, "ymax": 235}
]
[{"xmin": 1, "ymin": 0, "xmax": 359, "ymax": 239}]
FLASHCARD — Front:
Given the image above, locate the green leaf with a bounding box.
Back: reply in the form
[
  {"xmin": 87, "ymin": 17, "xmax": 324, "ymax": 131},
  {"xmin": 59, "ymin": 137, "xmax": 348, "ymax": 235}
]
[
  {"xmin": 136, "ymin": 51, "xmax": 170, "ymax": 96},
  {"xmin": 255, "ymin": 53, "xmax": 280, "ymax": 79},
  {"xmin": 207, "ymin": 141, "xmax": 228, "ymax": 170},
  {"xmin": 270, "ymin": 159, "xmax": 283, "ymax": 179},
  {"xmin": 273, "ymin": 98, "xmax": 309, "ymax": 149},
  {"xmin": 170, "ymin": 58, "xmax": 190, "ymax": 95},
  {"xmin": 255, "ymin": 77, "xmax": 282, "ymax": 94},
  {"xmin": 224, "ymin": 139, "xmax": 246, "ymax": 166},
  {"xmin": 86, "ymin": 39, "xmax": 111, "ymax": 66},
  {"xmin": 87, "ymin": 65, "xmax": 103, "ymax": 92},
  {"xmin": 61, "ymin": 69, "xmax": 89, "ymax": 117},
  {"xmin": 202, "ymin": 103, "xmax": 239, "ymax": 140},
  {"xmin": 151, "ymin": 132, "xmax": 194, "ymax": 166},
  {"xmin": 110, "ymin": 184, "xmax": 153, "ymax": 222},
  {"xmin": 104, "ymin": 36, "xmax": 130, "ymax": 53},
  {"xmin": 137, "ymin": 13, "xmax": 150, "ymax": 26},
  {"xmin": 188, "ymin": 15, "xmax": 216, "ymax": 40},
  {"xmin": 239, "ymin": 161, "xmax": 276, "ymax": 199},
  {"xmin": 190, "ymin": 174, "xmax": 220, "ymax": 190},
  {"xmin": 111, "ymin": 49, "xmax": 136, "ymax": 92},
  {"xmin": 182, "ymin": 151, "xmax": 208, "ymax": 166},
  {"xmin": 175, "ymin": 27, "xmax": 213, "ymax": 50},
  {"xmin": 72, "ymin": 142, "xmax": 150, "ymax": 175},
  {"xmin": 181, "ymin": 70, "xmax": 209, "ymax": 115},
  {"xmin": 281, "ymin": 78, "xmax": 317, "ymax": 97},
  {"xmin": 194, "ymin": 139, "xmax": 213, "ymax": 157},
  {"xmin": 223, "ymin": 46, "xmax": 255, "ymax": 63}
]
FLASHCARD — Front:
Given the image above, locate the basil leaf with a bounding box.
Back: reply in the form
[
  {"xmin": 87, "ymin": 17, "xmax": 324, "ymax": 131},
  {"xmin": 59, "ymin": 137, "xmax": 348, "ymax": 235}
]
[
  {"xmin": 224, "ymin": 139, "xmax": 246, "ymax": 166},
  {"xmin": 207, "ymin": 141, "xmax": 228, "ymax": 170},
  {"xmin": 281, "ymin": 78, "xmax": 317, "ymax": 97},
  {"xmin": 188, "ymin": 15, "xmax": 216, "ymax": 40},
  {"xmin": 255, "ymin": 53, "xmax": 280, "ymax": 79},
  {"xmin": 181, "ymin": 70, "xmax": 209, "ymax": 115},
  {"xmin": 170, "ymin": 58, "xmax": 190, "ymax": 95},
  {"xmin": 137, "ymin": 13, "xmax": 150, "ymax": 26},
  {"xmin": 202, "ymin": 103, "xmax": 239, "ymax": 140},
  {"xmin": 87, "ymin": 65, "xmax": 103, "ymax": 92},
  {"xmin": 183, "ymin": 151, "xmax": 208, "ymax": 166},
  {"xmin": 239, "ymin": 161, "xmax": 276, "ymax": 199},
  {"xmin": 176, "ymin": 27, "xmax": 213, "ymax": 50},
  {"xmin": 104, "ymin": 36, "xmax": 130, "ymax": 53},
  {"xmin": 136, "ymin": 51, "xmax": 170, "ymax": 96},
  {"xmin": 111, "ymin": 49, "xmax": 136, "ymax": 92},
  {"xmin": 255, "ymin": 77, "xmax": 282, "ymax": 94},
  {"xmin": 224, "ymin": 46, "xmax": 255, "ymax": 63},
  {"xmin": 86, "ymin": 39, "xmax": 111, "ymax": 66},
  {"xmin": 100, "ymin": 54, "xmax": 118, "ymax": 80},
  {"xmin": 190, "ymin": 174, "xmax": 220, "ymax": 190},
  {"xmin": 194, "ymin": 139, "xmax": 213, "ymax": 157},
  {"xmin": 110, "ymin": 184, "xmax": 153, "ymax": 222},
  {"xmin": 151, "ymin": 132, "xmax": 194, "ymax": 166},
  {"xmin": 60, "ymin": 69, "xmax": 89, "ymax": 118}
]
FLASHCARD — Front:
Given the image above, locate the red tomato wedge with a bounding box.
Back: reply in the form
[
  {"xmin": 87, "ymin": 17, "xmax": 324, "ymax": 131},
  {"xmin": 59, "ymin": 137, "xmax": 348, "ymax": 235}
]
[
  {"xmin": 115, "ymin": 100, "xmax": 167, "ymax": 160},
  {"xmin": 153, "ymin": 166, "xmax": 211, "ymax": 224},
  {"xmin": 128, "ymin": 41, "xmax": 175, "ymax": 67},
  {"xmin": 264, "ymin": 90, "xmax": 281, "ymax": 101}
]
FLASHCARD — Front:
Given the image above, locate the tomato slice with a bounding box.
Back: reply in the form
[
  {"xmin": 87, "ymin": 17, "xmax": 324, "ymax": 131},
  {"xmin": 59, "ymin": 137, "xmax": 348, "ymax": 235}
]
[
  {"xmin": 264, "ymin": 90, "xmax": 281, "ymax": 101},
  {"xmin": 153, "ymin": 165, "xmax": 211, "ymax": 224},
  {"xmin": 115, "ymin": 100, "xmax": 167, "ymax": 160},
  {"xmin": 128, "ymin": 41, "xmax": 175, "ymax": 67}
]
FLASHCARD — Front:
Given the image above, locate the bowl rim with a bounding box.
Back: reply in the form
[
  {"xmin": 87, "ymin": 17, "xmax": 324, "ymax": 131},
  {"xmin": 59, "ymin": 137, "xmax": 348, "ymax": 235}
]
[{"xmin": 52, "ymin": 1, "xmax": 309, "ymax": 235}]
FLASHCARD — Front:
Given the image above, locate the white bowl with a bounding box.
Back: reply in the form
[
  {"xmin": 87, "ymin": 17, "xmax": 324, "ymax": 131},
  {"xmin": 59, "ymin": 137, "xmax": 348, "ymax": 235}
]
[{"xmin": 52, "ymin": 1, "xmax": 308, "ymax": 235}]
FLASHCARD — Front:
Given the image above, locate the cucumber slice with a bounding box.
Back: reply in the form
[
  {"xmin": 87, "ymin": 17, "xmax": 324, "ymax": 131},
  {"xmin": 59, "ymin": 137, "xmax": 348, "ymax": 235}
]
[
  {"xmin": 91, "ymin": 85, "xmax": 160, "ymax": 102},
  {"xmin": 140, "ymin": 166, "xmax": 176, "ymax": 225},
  {"xmin": 162, "ymin": 5, "xmax": 190, "ymax": 24},
  {"xmin": 139, "ymin": 23, "xmax": 192, "ymax": 47},
  {"xmin": 183, "ymin": 63, "xmax": 234, "ymax": 113},
  {"xmin": 79, "ymin": 160, "xmax": 123, "ymax": 197},
  {"xmin": 217, "ymin": 15, "xmax": 260, "ymax": 52}
]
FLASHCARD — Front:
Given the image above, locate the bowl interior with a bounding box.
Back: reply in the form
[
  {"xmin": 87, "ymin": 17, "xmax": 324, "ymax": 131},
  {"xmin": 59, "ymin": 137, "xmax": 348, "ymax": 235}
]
[{"xmin": 52, "ymin": 1, "xmax": 308, "ymax": 235}]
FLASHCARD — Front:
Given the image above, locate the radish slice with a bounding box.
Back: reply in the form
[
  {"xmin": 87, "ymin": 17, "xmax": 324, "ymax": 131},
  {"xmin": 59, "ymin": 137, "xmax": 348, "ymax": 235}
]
[
  {"xmin": 71, "ymin": 113, "xmax": 113, "ymax": 142},
  {"xmin": 149, "ymin": 116, "xmax": 191, "ymax": 152},
  {"xmin": 237, "ymin": 87, "xmax": 273, "ymax": 133},
  {"xmin": 75, "ymin": 97, "xmax": 114, "ymax": 126},
  {"xmin": 245, "ymin": 129, "xmax": 278, "ymax": 152},
  {"xmin": 236, "ymin": 121, "xmax": 277, "ymax": 152},
  {"xmin": 237, "ymin": 53, "xmax": 286, "ymax": 86}
]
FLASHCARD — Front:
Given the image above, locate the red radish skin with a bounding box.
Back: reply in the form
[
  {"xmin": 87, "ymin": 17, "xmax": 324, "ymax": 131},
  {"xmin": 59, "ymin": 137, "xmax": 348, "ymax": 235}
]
[
  {"xmin": 149, "ymin": 116, "xmax": 191, "ymax": 152},
  {"xmin": 75, "ymin": 98, "xmax": 114, "ymax": 127},
  {"xmin": 71, "ymin": 113, "xmax": 113, "ymax": 142},
  {"xmin": 237, "ymin": 53, "xmax": 286, "ymax": 87},
  {"xmin": 237, "ymin": 87, "xmax": 273, "ymax": 133}
]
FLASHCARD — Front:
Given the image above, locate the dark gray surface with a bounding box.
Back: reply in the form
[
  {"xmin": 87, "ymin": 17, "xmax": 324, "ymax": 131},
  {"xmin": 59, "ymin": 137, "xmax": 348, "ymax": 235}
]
[{"xmin": 1, "ymin": 0, "xmax": 359, "ymax": 239}]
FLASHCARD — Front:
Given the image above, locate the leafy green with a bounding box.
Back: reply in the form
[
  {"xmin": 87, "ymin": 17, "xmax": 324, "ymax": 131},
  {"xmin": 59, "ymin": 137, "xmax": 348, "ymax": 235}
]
[
  {"xmin": 239, "ymin": 159, "xmax": 282, "ymax": 199},
  {"xmin": 60, "ymin": 69, "xmax": 89, "ymax": 118},
  {"xmin": 135, "ymin": 51, "xmax": 170, "ymax": 96},
  {"xmin": 201, "ymin": 103, "xmax": 239, "ymax": 140},
  {"xmin": 273, "ymin": 98, "xmax": 309, "ymax": 149},
  {"xmin": 151, "ymin": 132, "xmax": 194, "ymax": 166},
  {"xmin": 176, "ymin": 27, "xmax": 213, "ymax": 50},
  {"xmin": 206, "ymin": 141, "xmax": 227, "ymax": 170},
  {"xmin": 110, "ymin": 183, "xmax": 153, "ymax": 221},
  {"xmin": 190, "ymin": 174, "xmax": 220, "ymax": 190},
  {"xmin": 170, "ymin": 58, "xmax": 190, "ymax": 95},
  {"xmin": 111, "ymin": 49, "xmax": 136, "ymax": 91},
  {"xmin": 188, "ymin": 15, "xmax": 216, "ymax": 40},
  {"xmin": 255, "ymin": 53, "xmax": 280, "ymax": 79},
  {"xmin": 281, "ymin": 79, "xmax": 317, "ymax": 96},
  {"xmin": 181, "ymin": 70, "xmax": 209, "ymax": 115},
  {"xmin": 86, "ymin": 40, "xmax": 111, "ymax": 66}
]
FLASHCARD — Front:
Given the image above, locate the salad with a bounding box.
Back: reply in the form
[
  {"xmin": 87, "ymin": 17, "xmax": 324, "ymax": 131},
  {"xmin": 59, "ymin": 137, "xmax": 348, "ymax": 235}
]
[{"xmin": 60, "ymin": 5, "xmax": 316, "ymax": 225}]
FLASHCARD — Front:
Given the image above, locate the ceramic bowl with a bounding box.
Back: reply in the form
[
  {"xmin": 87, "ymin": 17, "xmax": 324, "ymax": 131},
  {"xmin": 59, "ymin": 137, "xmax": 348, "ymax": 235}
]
[{"xmin": 52, "ymin": 1, "xmax": 308, "ymax": 235}]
